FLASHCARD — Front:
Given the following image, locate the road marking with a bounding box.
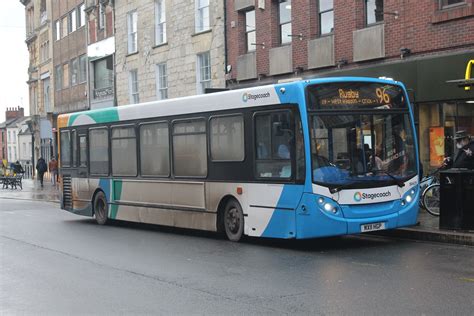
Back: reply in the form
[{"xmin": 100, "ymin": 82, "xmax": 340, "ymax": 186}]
[{"xmin": 459, "ymin": 277, "xmax": 474, "ymax": 282}]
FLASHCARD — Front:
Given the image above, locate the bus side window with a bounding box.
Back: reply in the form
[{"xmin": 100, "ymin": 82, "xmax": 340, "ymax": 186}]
[
  {"xmin": 254, "ymin": 110, "xmax": 293, "ymax": 179},
  {"xmin": 79, "ymin": 135, "xmax": 87, "ymax": 167}
]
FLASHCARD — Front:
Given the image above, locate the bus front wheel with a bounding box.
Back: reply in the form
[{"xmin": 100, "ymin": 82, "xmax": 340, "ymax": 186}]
[
  {"xmin": 93, "ymin": 191, "xmax": 108, "ymax": 225},
  {"xmin": 224, "ymin": 200, "xmax": 244, "ymax": 242}
]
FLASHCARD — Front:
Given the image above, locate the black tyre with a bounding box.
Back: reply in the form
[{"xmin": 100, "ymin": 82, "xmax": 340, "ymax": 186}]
[
  {"xmin": 223, "ymin": 200, "xmax": 244, "ymax": 242},
  {"xmin": 93, "ymin": 191, "xmax": 109, "ymax": 225},
  {"xmin": 423, "ymin": 184, "xmax": 440, "ymax": 216}
]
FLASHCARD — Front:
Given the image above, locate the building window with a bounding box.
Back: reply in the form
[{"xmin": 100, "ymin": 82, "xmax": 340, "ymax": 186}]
[
  {"xmin": 156, "ymin": 63, "xmax": 168, "ymax": 100},
  {"xmin": 210, "ymin": 115, "xmax": 245, "ymax": 161},
  {"xmin": 78, "ymin": 3, "xmax": 86, "ymax": 28},
  {"xmin": 99, "ymin": 4, "xmax": 105, "ymax": 29},
  {"xmin": 140, "ymin": 122, "xmax": 170, "ymax": 176},
  {"xmin": 279, "ymin": 0, "xmax": 292, "ymax": 44},
  {"xmin": 78, "ymin": 54, "xmax": 87, "ymax": 83},
  {"xmin": 68, "ymin": 9, "xmax": 77, "ymax": 33},
  {"xmin": 70, "ymin": 58, "xmax": 78, "ymax": 86},
  {"xmin": 111, "ymin": 126, "xmax": 137, "ymax": 176},
  {"xmin": 319, "ymin": 0, "xmax": 334, "ymax": 35},
  {"xmin": 129, "ymin": 69, "xmax": 139, "ymax": 104},
  {"xmin": 55, "ymin": 65, "xmax": 63, "ymax": 90},
  {"xmin": 62, "ymin": 63, "xmax": 69, "ymax": 88},
  {"xmin": 127, "ymin": 11, "xmax": 138, "ymax": 54},
  {"xmin": 89, "ymin": 128, "xmax": 109, "ymax": 175},
  {"xmin": 197, "ymin": 52, "xmax": 211, "ymax": 94},
  {"xmin": 61, "ymin": 16, "xmax": 68, "ymax": 38},
  {"xmin": 366, "ymin": 0, "xmax": 384, "ymax": 25},
  {"xmin": 195, "ymin": 0, "xmax": 210, "ymax": 33},
  {"xmin": 93, "ymin": 56, "xmax": 114, "ymax": 99},
  {"xmin": 55, "ymin": 20, "xmax": 60, "ymax": 41},
  {"xmin": 39, "ymin": 31, "xmax": 49, "ymax": 62},
  {"xmin": 440, "ymin": 0, "xmax": 465, "ymax": 8},
  {"xmin": 245, "ymin": 10, "xmax": 256, "ymax": 52},
  {"xmin": 155, "ymin": 0, "xmax": 167, "ymax": 45},
  {"xmin": 8, "ymin": 131, "xmax": 11, "ymax": 142},
  {"xmin": 173, "ymin": 120, "xmax": 207, "ymax": 177}
]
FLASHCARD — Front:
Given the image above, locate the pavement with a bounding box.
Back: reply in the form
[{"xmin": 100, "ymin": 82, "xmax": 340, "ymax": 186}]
[{"xmin": 1, "ymin": 178, "xmax": 472, "ymax": 246}]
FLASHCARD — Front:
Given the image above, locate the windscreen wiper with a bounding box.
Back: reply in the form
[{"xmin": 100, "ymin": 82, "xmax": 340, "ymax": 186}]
[
  {"xmin": 373, "ymin": 170, "xmax": 405, "ymax": 187},
  {"xmin": 328, "ymin": 181, "xmax": 364, "ymax": 194}
]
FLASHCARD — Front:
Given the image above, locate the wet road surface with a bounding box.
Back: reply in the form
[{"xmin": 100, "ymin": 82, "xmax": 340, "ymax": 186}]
[{"xmin": 1, "ymin": 198, "xmax": 473, "ymax": 314}]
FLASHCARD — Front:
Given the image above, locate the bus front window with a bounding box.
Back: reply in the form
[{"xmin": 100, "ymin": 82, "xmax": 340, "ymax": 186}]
[{"xmin": 310, "ymin": 112, "xmax": 417, "ymax": 187}]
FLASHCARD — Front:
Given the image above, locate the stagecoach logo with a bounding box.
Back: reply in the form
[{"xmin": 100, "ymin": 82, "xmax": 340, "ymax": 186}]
[
  {"xmin": 354, "ymin": 191, "xmax": 391, "ymax": 202},
  {"xmin": 242, "ymin": 92, "xmax": 271, "ymax": 102},
  {"xmin": 354, "ymin": 192, "xmax": 362, "ymax": 202}
]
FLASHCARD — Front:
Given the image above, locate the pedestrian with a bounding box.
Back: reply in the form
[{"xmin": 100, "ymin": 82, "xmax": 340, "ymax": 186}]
[
  {"xmin": 36, "ymin": 157, "xmax": 47, "ymax": 188},
  {"xmin": 49, "ymin": 157, "xmax": 58, "ymax": 185},
  {"xmin": 13, "ymin": 161, "xmax": 24, "ymax": 176},
  {"xmin": 443, "ymin": 130, "xmax": 474, "ymax": 170}
]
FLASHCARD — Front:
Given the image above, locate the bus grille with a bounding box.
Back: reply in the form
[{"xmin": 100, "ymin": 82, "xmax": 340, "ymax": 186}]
[{"xmin": 62, "ymin": 175, "xmax": 73, "ymax": 210}]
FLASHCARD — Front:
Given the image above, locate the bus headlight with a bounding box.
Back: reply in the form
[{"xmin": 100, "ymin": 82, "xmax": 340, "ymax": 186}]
[{"xmin": 405, "ymin": 195, "xmax": 413, "ymax": 203}]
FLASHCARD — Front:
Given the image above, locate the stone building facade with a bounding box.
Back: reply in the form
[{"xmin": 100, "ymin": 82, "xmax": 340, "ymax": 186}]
[
  {"xmin": 115, "ymin": 0, "xmax": 226, "ymax": 106},
  {"xmin": 226, "ymin": 0, "xmax": 474, "ymax": 174},
  {"xmin": 21, "ymin": 0, "xmax": 55, "ymax": 162}
]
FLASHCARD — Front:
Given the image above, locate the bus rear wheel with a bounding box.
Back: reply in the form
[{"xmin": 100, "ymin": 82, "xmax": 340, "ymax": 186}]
[
  {"xmin": 93, "ymin": 191, "xmax": 108, "ymax": 225},
  {"xmin": 224, "ymin": 200, "xmax": 244, "ymax": 242}
]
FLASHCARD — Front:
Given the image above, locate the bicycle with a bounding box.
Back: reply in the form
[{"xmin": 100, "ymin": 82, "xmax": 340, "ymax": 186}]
[{"xmin": 419, "ymin": 168, "xmax": 442, "ymax": 216}]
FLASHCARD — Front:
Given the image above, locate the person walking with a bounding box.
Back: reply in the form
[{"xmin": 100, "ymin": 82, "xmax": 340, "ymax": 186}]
[
  {"xmin": 443, "ymin": 130, "xmax": 474, "ymax": 170},
  {"xmin": 49, "ymin": 157, "xmax": 59, "ymax": 185},
  {"xmin": 36, "ymin": 157, "xmax": 47, "ymax": 188}
]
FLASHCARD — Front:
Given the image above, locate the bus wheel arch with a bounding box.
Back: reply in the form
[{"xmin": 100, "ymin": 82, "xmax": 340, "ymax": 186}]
[
  {"xmin": 217, "ymin": 195, "xmax": 244, "ymax": 242},
  {"xmin": 92, "ymin": 189, "xmax": 108, "ymax": 225}
]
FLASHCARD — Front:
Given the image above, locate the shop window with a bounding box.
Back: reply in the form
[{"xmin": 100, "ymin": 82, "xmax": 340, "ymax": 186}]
[{"xmin": 93, "ymin": 56, "xmax": 114, "ymax": 99}]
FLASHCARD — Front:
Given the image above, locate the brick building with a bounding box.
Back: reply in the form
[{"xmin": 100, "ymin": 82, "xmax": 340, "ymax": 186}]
[
  {"xmin": 85, "ymin": 0, "xmax": 115, "ymax": 110},
  {"xmin": 226, "ymin": 0, "xmax": 474, "ymax": 173},
  {"xmin": 114, "ymin": 0, "xmax": 226, "ymax": 106}
]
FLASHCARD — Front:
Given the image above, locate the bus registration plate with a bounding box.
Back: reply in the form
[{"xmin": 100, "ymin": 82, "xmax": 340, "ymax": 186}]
[{"xmin": 361, "ymin": 222, "xmax": 386, "ymax": 232}]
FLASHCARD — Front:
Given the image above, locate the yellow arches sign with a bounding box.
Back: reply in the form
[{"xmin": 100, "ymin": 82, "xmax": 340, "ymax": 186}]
[{"xmin": 465, "ymin": 59, "xmax": 473, "ymax": 91}]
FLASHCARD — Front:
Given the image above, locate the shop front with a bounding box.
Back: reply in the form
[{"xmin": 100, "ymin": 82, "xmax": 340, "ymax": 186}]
[{"xmin": 307, "ymin": 51, "xmax": 474, "ymax": 175}]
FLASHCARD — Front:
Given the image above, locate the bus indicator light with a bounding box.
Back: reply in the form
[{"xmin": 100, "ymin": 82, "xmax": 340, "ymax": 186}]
[{"xmin": 236, "ymin": 187, "xmax": 243, "ymax": 195}]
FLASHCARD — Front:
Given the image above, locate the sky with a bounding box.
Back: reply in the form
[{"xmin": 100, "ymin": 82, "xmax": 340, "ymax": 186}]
[{"xmin": 0, "ymin": 1, "xmax": 29, "ymax": 123}]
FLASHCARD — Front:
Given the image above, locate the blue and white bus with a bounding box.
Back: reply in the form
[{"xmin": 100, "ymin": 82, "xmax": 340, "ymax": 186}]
[{"xmin": 58, "ymin": 77, "xmax": 419, "ymax": 241}]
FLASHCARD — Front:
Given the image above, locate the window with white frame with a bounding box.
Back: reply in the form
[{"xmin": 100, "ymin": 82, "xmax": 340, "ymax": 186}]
[
  {"xmin": 156, "ymin": 63, "xmax": 168, "ymax": 100},
  {"xmin": 129, "ymin": 69, "xmax": 139, "ymax": 104},
  {"xmin": 78, "ymin": 3, "xmax": 85, "ymax": 28},
  {"xmin": 55, "ymin": 20, "xmax": 60, "ymax": 40},
  {"xmin": 195, "ymin": 0, "xmax": 210, "ymax": 33},
  {"xmin": 155, "ymin": 0, "xmax": 167, "ymax": 44},
  {"xmin": 245, "ymin": 10, "xmax": 256, "ymax": 52},
  {"xmin": 99, "ymin": 4, "xmax": 105, "ymax": 29},
  {"xmin": 319, "ymin": 0, "xmax": 334, "ymax": 35},
  {"xmin": 279, "ymin": 0, "xmax": 292, "ymax": 44},
  {"xmin": 197, "ymin": 52, "xmax": 211, "ymax": 94},
  {"xmin": 68, "ymin": 9, "xmax": 77, "ymax": 33},
  {"xmin": 127, "ymin": 11, "xmax": 138, "ymax": 54}
]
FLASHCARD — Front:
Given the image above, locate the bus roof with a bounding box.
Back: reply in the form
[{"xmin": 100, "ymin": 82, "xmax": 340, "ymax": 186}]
[{"xmin": 57, "ymin": 76, "xmax": 404, "ymax": 129}]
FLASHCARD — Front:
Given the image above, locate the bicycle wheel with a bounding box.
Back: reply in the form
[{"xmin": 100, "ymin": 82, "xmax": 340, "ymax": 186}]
[{"xmin": 423, "ymin": 184, "xmax": 440, "ymax": 216}]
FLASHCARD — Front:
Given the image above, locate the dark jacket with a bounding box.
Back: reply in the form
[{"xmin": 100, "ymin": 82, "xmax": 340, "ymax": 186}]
[
  {"xmin": 13, "ymin": 162, "xmax": 24, "ymax": 174},
  {"xmin": 449, "ymin": 141, "xmax": 474, "ymax": 169},
  {"xmin": 36, "ymin": 158, "xmax": 47, "ymax": 173}
]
